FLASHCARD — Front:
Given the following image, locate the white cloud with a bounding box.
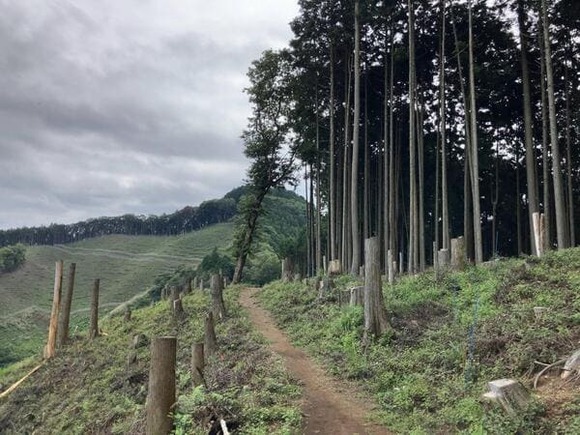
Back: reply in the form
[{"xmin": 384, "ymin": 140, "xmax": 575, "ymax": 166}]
[{"xmin": 0, "ymin": 0, "xmax": 299, "ymax": 229}]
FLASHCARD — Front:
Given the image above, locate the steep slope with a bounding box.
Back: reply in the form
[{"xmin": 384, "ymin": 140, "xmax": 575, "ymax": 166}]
[
  {"xmin": 258, "ymin": 248, "xmax": 580, "ymax": 433},
  {"xmin": 0, "ymin": 286, "xmax": 302, "ymax": 434}
]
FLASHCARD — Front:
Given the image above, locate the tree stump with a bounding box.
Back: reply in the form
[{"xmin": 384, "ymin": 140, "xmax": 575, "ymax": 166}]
[
  {"xmin": 124, "ymin": 308, "xmax": 132, "ymax": 322},
  {"xmin": 57, "ymin": 262, "xmax": 76, "ymax": 347},
  {"xmin": 293, "ymin": 273, "xmax": 302, "ymax": 282},
  {"xmin": 204, "ymin": 312, "xmax": 217, "ymax": 358},
  {"xmin": 146, "ymin": 336, "xmax": 176, "ymax": 435},
  {"xmin": 363, "ymin": 237, "xmax": 391, "ymax": 343},
  {"xmin": 482, "ymin": 379, "xmax": 531, "ymax": 415},
  {"xmin": 44, "ymin": 260, "xmax": 63, "ymax": 359},
  {"xmin": 349, "ymin": 286, "xmax": 364, "ymax": 306},
  {"xmin": 451, "ymin": 237, "xmax": 466, "ymax": 270},
  {"xmin": 211, "ymin": 274, "xmax": 226, "ymax": 320},
  {"xmin": 561, "ymin": 349, "xmax": 580, "ymax": 380},
  {"xmin": 199, "ymin": 278, "xmax": 204, "ymax": 291},
  {"xmin": 185, "ymin": 278, "xmax": 192, "ymax": 294},
  {"xmin": 387, "ymin": 250, "xmax": 395, "ymax": 284},
  {"xmin": 191, "ymin": 342, "xmax": 205, "ymax": 387},
  {"xmin": 328, "ymin": 259, "xmax": 342, "ymax": 276},
  {"xmin": 437, "ymin": 249, "xmax": 450, "ymax": 272},
  {"xmin": 173, "ymin": 299, "xmax": 185, "ymax": 320},
  {"xmin": 89, "ymin": 279, "xmax": 100, "ymax": 340},
  {"xmin": 193, "ymin": 276, "xmax": 199, "ymax": 290},
  {"xmin": 318, "ymin": 276, "xmax": 333, "ymax": 300},
  {"xmin": 281, "ymin": 258, "xmax": 293, "ymax": 282}
]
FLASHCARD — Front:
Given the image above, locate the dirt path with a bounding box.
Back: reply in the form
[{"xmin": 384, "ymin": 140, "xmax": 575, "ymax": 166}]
[{"xmin": 240, "ymin": 287, "xmax": 389, "ymax": 435}]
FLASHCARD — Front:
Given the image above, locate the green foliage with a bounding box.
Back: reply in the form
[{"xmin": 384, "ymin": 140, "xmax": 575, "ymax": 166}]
[
  {"xmin": 196, "ymin": 247, "xmax": 235, "ymax": 280},
  {"xmin": 258, "ymin": 249, "xmax": 580, "ymax": 433},
  {"xmin": 0, "ymin": 244, "xmax": 25, "ymax": 273},
  {"xmin": 243, "ymin": 246, "xmax": 282, "ymax": 286}
]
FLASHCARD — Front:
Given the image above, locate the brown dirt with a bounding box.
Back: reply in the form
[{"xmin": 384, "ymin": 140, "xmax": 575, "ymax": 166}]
[{"xmin": 240, "ymin": 287, "xmax": 389, "ymax": 435}]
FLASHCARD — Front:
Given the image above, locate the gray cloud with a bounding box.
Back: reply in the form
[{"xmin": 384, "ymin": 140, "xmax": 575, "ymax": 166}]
[{"xmin": 0, "ymin": 0, "xmax": 298, "ymax": 229}]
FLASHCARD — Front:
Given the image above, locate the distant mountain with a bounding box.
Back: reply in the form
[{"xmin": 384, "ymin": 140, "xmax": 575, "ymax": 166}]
[{"xmin": 0, "ymin": 186, "xmax": 306, "ymax": 248}]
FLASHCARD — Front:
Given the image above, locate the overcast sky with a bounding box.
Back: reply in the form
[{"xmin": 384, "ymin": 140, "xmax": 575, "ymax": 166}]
[{"xmin": 0, "ymin": 0, "xmax": 299, "ymax": 230}]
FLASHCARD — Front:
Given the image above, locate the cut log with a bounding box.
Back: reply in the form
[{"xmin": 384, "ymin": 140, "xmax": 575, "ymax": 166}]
[
  {"xmin": 482, "ymin": 378, "xmax": 531, "ymax": 415},
  {"xmin": 561, "ymin": 349, "xmax": 580, "ymax": 380}
]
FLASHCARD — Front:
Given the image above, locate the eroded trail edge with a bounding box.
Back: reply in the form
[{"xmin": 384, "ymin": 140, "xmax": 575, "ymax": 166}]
[{"xmin": 240, "ymin": 287, "xmax": 388, "ymax": 435}]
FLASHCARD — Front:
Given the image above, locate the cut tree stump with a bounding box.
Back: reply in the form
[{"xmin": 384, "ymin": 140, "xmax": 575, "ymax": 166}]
[
  {"xmin": 211, "ymin": 274, "xmax": 226, "ymax": 320},
  {"xmin": 204, "ymin": 312, "xmax": 217, "ymax": 358},
  {"xmin": 88, "ymin": 279, "xmax": 100, "ymax": 340},
  {"xmin": 482, "ymin": 378, "xmax": 531, "ymax": 415},
  {"xmin": 57, "ymin": 262, "xmax": 76, "ymax": 347},
  {"xmin": 349, "ymin": 286, "xmax": 364, "ymax": 306},
  {"xmin": 561, "ymin": 349, "xmax": 580, "ymax": 380},
  {"xmin": 191, "ymin": 342, "xmax": 205, "ymax": 387},
  {"xmin": 328, "ymin": 259, "xmax": 341, "ymax": 276},
  {"xmin": 146, "ymin": 336, "xmax": 176, "ymax": 435}
]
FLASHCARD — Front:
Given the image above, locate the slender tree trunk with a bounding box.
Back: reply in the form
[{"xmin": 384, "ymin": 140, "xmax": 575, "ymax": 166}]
[
  {"xmin": 451, "ymin": 3, "xmax": 473, "ymax": 261},
  {"xmin": 408, "ymin": 0, "xmax": 418, "ymax": 274},
  {"xmin": 542, "ymin": 0, "xmax": 569, "ymax": 249},
  {"xmin": 440, "ymin": 0, "xmax": 450, "ymax": 252},
  {"xmin": 329, "ymin": 45, "xmax": 337, "ymax": 260},
  {"xmin": 539, "ymin": 21, "xmax": 552, "ymax": 251},
  {"xmin": 364, "ymin": 77, "xmax": 370, "ymax": 242},
  {"xmin": 564, "ymin": 43, "xmax": 575, "ymax": 246},
  {"xmin": 315, "ymin": 83, "xmax": 322, "ymax": 272},
  {"xmin": 383, "ymin": 22, "xmax": 390, "ymax": 272},
  {"xmin": 516, "ymin": 150, "xmax": 523, "ymax": 254},
  {"xmin": 417, "ymin": 100, "xmax": 426, "ymax": 271},
  {"xmin": 468, "ymin": 0, "xmax": 483, "ymax": 263},
  {"xmin": 389, "ymin": 29, "xmax": 396, "ymax": 257},
  {"xmin": 350, "ymin": 0, "xmax": 361, "ymax": 274},
  {"xmin": 518, "ymin": 0, "xmax": 540, "ymax": 255}
]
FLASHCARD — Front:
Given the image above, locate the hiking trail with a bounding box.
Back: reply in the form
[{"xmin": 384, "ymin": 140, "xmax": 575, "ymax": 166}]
[{"xmin": 240, "ymin": 287, "xmax": 389, "ymax": 435}]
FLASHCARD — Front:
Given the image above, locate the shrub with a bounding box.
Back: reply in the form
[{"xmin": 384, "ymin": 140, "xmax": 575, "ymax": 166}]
[{"xmin": 0, "ymin": 244, "xmax": 26, "ymax": 273}]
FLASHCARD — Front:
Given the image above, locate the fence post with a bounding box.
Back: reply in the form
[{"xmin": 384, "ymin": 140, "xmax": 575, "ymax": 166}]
[
  {"xmin": 44, "ymin": 260, "xmax": 64, "ymax": 359},
  {"xmin": 146, "ymin": 336, "xmax": 177, "ymax": 435},
  {"xmin": 89, "ymin": 279, "xmax": 100, "ymax": 339},
  {"xmin": 57, "ymin": 262, "xmax": 76, "ymax": 347}
]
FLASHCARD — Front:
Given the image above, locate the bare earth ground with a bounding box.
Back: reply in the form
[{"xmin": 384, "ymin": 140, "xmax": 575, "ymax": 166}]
[{"xmin": 240, "ymin": 287, "xmax": 389, "ymax": 435}]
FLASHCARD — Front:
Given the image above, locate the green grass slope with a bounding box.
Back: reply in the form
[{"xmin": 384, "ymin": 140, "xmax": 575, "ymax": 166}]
[
  {"xmin": 0, "ymin": 222, "xmax": 233, "ymax": 366},
  {"xmin": 259, "ymin": 248, "xmax": 580, "ymax": 434},
  {"xmin": 0, "ymin": 286, "xmax": 302, "ymax": 434}
]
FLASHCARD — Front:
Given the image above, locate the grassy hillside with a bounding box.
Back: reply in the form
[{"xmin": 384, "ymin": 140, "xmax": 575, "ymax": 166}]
[
  {"xmin": 0, "ymin": 222, "xmax": 233, "ymax": 366},
  {"xmin": 0, "ymin": 286, "xmax": 302, "ymax": 434},
  {"xmin": 259, "ymin": 248, "xmax": 580, "ymax": 433}
]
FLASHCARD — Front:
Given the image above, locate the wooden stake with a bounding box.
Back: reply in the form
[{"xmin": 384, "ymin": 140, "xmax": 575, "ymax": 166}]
[
  {"xmin": 146, "ymin": 336, "xmax": 176, "ymax": 435},
  {"xmin": 57, "ymin": 262, "xmax": 76, "ymax": 347},
  {"xmin": 89, "ymin": 279, "xmax": 100, "ymax": 340},
  {"xmin": 44, "ymin": 260, "xmax": 63, "ymax": 359}
]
